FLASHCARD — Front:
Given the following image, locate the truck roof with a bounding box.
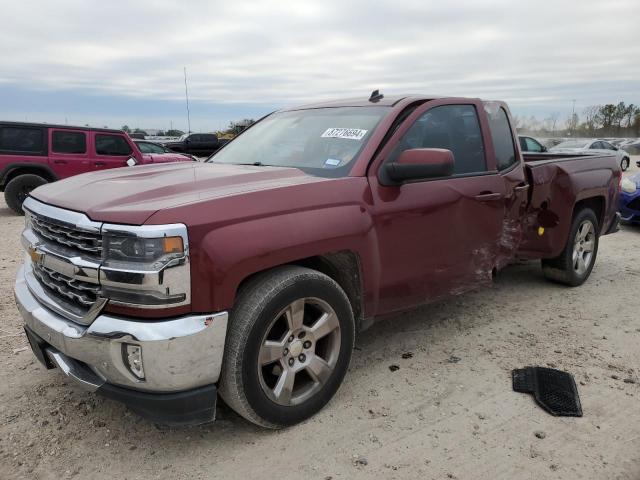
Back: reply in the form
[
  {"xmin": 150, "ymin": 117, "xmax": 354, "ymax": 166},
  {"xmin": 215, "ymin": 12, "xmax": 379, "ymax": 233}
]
[
  {"xmin": 284, "ymin": 94, "xmax": 445, "ymax": 110},
  {"xmin": 0, "ymin": 120, "xmax": 123, "ymax": 134}
]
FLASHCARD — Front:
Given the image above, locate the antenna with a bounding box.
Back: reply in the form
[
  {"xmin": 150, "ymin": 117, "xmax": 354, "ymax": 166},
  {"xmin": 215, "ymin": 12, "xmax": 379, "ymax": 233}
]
[
  {"xmin": 369, "ymin": 89, "xmax": 384, "ymax": 103},
  {"xmin": 184, "ymin": 67, "xmax": 191, "ymax": 133}
]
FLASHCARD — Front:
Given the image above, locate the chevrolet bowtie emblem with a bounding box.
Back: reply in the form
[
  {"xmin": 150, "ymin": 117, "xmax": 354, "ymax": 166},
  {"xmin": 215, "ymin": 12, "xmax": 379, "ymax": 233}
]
[{"xmin": 27, "ymin": 245, "xmax": 45, "ymax": 265}]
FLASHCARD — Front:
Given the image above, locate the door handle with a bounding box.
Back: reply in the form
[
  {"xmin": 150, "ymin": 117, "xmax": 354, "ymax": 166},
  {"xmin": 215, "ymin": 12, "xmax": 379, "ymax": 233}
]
[
  {"xmin": 53, "ymin": 160, "xmax": 67, "ymax": 164},
  {"xmin": 514, "ymin": 184, "xmax": 529, "ymax": 192},
  {"xmin": 94, "ymin": 161, "xmax": 106, "ymax": 166},
  {"xmin": 475, "ymin": 192, "xmax": 503, "ymax": 202}
]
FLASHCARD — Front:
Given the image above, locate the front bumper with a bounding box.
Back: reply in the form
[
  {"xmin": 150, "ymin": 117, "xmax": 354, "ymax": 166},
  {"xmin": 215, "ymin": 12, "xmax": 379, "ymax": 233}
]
[{"xmin": 15, "ymin": 265, "xmax": 228, "ymax": 424}]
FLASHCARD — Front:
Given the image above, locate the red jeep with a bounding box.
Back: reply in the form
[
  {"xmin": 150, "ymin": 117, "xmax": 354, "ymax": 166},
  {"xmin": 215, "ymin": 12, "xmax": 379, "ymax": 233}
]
[{"xmin": 0, "ymin": 122, "xmax": 191, "ymax": 213}]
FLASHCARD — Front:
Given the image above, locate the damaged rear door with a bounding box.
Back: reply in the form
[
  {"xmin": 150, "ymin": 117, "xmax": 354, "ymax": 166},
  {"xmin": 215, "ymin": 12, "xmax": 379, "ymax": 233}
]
[
  {"xmin": 369, "ymin": 99, "xmax": 506, "ymax": 315},
  {"xmin": 483, "ymin": 102, "xmax": 530, "ymax": 268}
]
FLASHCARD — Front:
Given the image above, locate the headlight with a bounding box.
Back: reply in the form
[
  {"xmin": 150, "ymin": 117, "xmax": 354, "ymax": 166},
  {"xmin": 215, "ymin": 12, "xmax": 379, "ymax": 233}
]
[
  {"xmin": 100, "ymin": 224, "xmax": 190, "ymax": 309},
  {"xmin": 621, "ymin": 178, "xmax": 637, "ymax": 194}
]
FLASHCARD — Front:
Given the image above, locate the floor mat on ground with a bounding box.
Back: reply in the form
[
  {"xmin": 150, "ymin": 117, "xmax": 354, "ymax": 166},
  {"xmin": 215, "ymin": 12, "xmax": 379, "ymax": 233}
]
[{"xmin": 512, "ymin": 366, "xmax": 583, "ymax": 417}]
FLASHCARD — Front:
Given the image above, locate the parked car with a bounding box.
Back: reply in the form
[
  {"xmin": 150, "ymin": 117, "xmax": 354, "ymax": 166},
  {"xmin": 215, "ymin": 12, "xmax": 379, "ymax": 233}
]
[
  {"xmin": 619, "ymin": 174, "xmax": 640, "ymax": 224},
  {"xmin": 550, "ymin": 138, "xmax": 631, "ymax": 171},
  {"xmin": 16, "ymin": 93, "xmax": 620, "ymax": 428},
  {"xmin": 133, "ymin": 139, "xmax": 197, "ymax": 162},
  {"xmin": 518, "ymin": 135, "xmax": 547, "ymax": 152},
  {"xmin": 162, "ymin": 133, "xmax": 220, "ymax": 156},
  {"xmin": 0, "ymin": 122, "xmax": 192, "ymax": 214},
  {"xmin": 128, "ymin": 132, "xmax": 146, "ymax": 140}
]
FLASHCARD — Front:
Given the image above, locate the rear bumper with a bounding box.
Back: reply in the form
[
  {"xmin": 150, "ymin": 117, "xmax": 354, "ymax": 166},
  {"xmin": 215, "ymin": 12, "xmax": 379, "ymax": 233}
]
[{"xmin": 15, "ymin": 265, "xmax": 228, "ymax": 425}]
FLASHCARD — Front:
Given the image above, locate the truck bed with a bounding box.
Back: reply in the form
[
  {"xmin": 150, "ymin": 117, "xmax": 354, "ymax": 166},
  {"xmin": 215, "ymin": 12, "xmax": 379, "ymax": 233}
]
[{"xmin": 517, "ymin": 152, "xmax": 621, "ymax": 259}]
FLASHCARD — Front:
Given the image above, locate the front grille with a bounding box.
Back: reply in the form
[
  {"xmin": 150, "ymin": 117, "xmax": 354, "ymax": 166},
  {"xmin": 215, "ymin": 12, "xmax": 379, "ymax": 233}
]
[
  {"xmin": 32, "ymin": 263, "xmax": 99, "ymax": 308},
  {"xmin": 30, "ymin": 214, "xmax": 102, "ymax": 255},
  {"xmin": 627, "ymin": 196, "xmax": 640, "ymax": 211}
]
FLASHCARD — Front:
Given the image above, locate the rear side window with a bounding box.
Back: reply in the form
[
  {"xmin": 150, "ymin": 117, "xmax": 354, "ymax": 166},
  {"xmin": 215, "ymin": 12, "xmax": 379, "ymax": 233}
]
[
  {"xmin": 0, "ymin": 126, "xmax": 45, "ymax": 154},
  {"xmin": 524, "ymin": 137, "xmax": 543, "ymax": 153},
  {"xmin": 486, "ymin": 106, "xmax": 517, "ymax": 171},
  {"xmin": 389, "ymin": 104, "xmax": 486, "ymax": 175},
  {"xmin": 96, "ymin": 134, "xmax": 132, "ymax": 156},
  {"xmin": 52, "ymin": 131, "xmax": 86, "ymax": 154}
]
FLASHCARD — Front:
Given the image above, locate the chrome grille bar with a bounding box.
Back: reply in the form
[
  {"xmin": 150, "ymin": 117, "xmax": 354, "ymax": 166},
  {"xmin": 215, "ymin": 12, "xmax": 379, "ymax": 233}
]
[{"xmin": 32, "ymin": 263, "xmax": 98, "ymax": 307}]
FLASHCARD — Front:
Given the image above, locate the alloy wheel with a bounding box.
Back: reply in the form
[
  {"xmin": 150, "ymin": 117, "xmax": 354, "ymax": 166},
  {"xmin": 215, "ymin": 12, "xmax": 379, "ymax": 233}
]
[{"xmin": 258, "ymin": 297, "xmax": 341, "ymax": 406}]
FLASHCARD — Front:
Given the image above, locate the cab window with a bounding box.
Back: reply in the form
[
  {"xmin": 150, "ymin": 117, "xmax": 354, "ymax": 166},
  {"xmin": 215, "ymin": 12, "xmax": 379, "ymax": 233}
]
[
  {"xmin": 486, "ymin": 106, "xmax": 517, "ymax": 171},
  {"xmin": 389, "ymin": 104, "xmax": 486, "ymax": 175},
  {"xmin": 96, "ymin": 134, "xmax": 132, "ymax": 156}
]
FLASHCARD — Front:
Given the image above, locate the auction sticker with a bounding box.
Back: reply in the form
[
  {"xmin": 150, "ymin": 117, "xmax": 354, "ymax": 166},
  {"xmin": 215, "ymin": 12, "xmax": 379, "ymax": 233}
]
[{"xmin": 321, "ymin": 128, "xmax": 368, "ymax": 140}]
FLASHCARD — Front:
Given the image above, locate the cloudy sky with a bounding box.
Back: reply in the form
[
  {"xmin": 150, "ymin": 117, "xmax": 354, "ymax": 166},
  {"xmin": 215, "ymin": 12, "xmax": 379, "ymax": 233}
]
[{"xmin": 1, "ymin": 0, "xmax": 638, "ymax": 131}]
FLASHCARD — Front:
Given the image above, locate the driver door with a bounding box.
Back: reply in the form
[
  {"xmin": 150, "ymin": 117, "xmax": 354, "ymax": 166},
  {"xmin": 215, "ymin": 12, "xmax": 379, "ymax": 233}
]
[{"xmin": 368, "ymin": 100, "xmax": 506, "ymax": 315}]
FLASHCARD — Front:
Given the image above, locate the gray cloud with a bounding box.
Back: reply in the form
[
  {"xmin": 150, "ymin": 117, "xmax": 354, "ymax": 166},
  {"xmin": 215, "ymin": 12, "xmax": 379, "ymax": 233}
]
[{"xmin": 1, "ymin": 0, "xmax": 638, "ymax": 114}]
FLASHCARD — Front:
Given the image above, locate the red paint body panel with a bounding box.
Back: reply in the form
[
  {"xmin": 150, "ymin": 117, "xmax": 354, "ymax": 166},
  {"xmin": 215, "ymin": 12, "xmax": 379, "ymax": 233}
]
[{"xmin": 24, "ymin": 97, "xmax": 621, "ymax": 323}]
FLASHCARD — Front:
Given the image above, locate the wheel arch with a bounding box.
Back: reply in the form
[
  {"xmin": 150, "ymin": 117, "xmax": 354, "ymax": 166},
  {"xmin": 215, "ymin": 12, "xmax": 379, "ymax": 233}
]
[
  {"xmin": 1, "ymin": 163, "xmax": 57, "ymax": 190},
  {"xmin": 573, "ymin": 195, "xmax": 605, "ymax": 232},
  {"xmin": 234, "ymin": 250, "xmax": 366, "ymax": 332}
]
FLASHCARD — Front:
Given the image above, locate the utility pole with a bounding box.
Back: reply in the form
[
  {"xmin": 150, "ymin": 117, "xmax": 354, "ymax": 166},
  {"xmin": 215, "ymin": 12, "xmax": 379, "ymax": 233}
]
[
  {"xmin": 184, "ymin": 67, "xmax": 191, "ymax": 134},
  {"xmin": 571, "ymin": 99, "xmax": 576, "ymax": 135}
]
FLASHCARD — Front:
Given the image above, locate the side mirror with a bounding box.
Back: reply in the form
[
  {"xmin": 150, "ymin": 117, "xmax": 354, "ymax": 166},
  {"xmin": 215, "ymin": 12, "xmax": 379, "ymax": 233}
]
[
  {"xmin": 541, "ymin": 145, "xmax": 548, "ymax": 152},
  {"xmin": 126, "ymin": 157, "xmax": 138, "ymax": 167},
  {"xmin": 381, "ymin": 148, "xmax": 454, "ymax": 185}
]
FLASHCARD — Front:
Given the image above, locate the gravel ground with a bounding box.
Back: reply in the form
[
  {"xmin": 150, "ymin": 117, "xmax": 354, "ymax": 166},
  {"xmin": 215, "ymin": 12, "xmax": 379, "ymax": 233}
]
[{"xmin": 1, "ymin": 158, "xmax": 639, "ymax": 480}]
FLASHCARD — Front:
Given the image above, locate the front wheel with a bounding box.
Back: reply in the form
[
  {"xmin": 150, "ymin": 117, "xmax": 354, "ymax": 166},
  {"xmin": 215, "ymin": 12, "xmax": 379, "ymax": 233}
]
[
  {"xmin": 620, "ymin": 157, "xmax": 629, "ymax": 171},
  {"xmin": 218, "ymin": 266, "xmax": 355, "ymax": 428},
  {"xmin": 4, "ymin": 174, "xmax": 48, "ymax": 214},
  {"xmin": 542, "ymin": 208, "xmax": 599, "ymax": 286}
]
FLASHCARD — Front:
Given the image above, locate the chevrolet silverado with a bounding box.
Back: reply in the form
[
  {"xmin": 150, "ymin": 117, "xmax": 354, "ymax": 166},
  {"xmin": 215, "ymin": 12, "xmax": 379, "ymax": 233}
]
[{"xmin": 15, "ymin": 93, "xmax": 621, "ymax": 427}]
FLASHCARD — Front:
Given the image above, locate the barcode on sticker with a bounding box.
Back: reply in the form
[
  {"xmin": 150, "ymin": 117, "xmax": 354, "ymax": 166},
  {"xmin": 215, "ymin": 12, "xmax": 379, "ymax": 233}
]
[{"xmin": 321, "ymin": 128, "xmax": 368, "ymax": 140}]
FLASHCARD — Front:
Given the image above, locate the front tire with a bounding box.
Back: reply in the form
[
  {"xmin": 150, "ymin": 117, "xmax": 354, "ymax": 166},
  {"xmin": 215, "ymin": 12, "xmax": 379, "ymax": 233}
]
[
  {"xmin": 4, "ymin": 174, "xmax": 48, "ymax": 214},
  {"xmin": 219, "ymin": 266, "xmax": 355, "ymax": 428},
  {"xmin": 620, "ymin": 157, "xmax": 629, "ymax": 171},
  {"xmin": 541, "ymin": 208, "xmax": 599, "ymax": 286}
]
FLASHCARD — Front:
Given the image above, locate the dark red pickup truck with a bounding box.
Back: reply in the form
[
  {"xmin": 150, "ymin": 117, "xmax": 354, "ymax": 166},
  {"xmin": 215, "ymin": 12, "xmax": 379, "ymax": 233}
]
[
  {"xmin": 15, "ymin": 93, "xmax": 621, "ymax": 427},
  {"xmin": 0, "ymin": 122, "xmax": 191, "ymax": 214}
]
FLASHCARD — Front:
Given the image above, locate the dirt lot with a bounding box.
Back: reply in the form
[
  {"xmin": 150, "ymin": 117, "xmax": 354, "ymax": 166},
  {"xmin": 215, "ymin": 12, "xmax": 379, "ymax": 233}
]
[{"xmin": 1, "ymin": 159, "xmax": 639, "ymax": 480}]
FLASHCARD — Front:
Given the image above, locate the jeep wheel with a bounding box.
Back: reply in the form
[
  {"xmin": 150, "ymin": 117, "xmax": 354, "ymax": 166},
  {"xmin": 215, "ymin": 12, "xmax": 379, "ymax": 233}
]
[
  {"xmin": 542, "ymin": 208, "xmax": 599, "ymax": 286},
  {"xmin": 219, "ymin": 266, "xmax": 355, "ymax": 428},
  {"xmin": 4, "ymin": 174, "xmax": 48, "ymax": 214}
]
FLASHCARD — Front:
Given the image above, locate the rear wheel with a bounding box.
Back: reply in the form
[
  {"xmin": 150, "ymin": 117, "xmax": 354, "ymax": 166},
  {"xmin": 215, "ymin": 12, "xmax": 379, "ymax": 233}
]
[
  {"xmin": 4, "ymin": 174, "xmax": 48, "ymax": 214},
  {"xmin": 542, "ymin": 208, "xmax": 599, "ymax": 286},
  {"xmin": 620, "ymin": 157, "xmax": 629, "ymax": 171},
  {"xmin": 219, "ymin": 266, "xmax": 355, "ymax": 428}
]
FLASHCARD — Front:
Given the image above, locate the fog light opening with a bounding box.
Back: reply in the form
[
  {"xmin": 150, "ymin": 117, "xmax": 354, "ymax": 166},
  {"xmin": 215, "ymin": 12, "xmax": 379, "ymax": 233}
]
[{"xmin": 123, "ymin": 344, "xmax": 145, "ymax": 380}]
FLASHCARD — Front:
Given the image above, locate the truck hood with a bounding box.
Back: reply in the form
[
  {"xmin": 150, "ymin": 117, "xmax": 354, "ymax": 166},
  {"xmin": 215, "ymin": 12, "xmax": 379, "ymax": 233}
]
[{"xmin": 31, "ymin": 162, "xmax": 329, "ymax": 225}]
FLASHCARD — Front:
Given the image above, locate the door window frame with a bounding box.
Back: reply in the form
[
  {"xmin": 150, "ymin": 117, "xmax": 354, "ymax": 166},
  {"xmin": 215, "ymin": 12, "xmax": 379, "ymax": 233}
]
[
  {"xmin": 50, "ymin": 129, "xmax": 88, "ymax": 156},
  {"xmin": 371, "ymin": 98, "xmax": 497, "ymax": 186}
]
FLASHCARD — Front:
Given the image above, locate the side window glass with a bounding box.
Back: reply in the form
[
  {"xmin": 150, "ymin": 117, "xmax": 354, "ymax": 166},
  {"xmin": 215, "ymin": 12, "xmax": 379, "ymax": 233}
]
[
  {"xmin": 96, "ymin": 134, "xmax": 132, "ymax": 156},
  {"xmin": 590, "ymin": 142, "xmax": 600, "ymax": 149},
  {"xmin": 519, "ymin": 137, "xmax": 528, "ymax": 151},
  {"xmin": 0, "ymin": 126, "xmax": 45, "ymax": 154},
  {"xmin": 525, "ymin": 137, "xmax": 542, "ymax": 153},
  {"xmin": 389, "ymin": 105, "xmax": 486, "ymax": 175},
  {"xmin": 486, "ymin": 106, "xmax": 517, "ymax": 171},
  {"xmin": 52, "ymin": 131, "xmax": 86, "ymax": 154}
]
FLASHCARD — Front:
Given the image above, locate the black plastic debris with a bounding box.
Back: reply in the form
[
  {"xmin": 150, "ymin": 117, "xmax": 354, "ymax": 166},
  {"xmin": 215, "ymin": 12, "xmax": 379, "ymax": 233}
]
[{"xmin": 512, "ymin": 367, "xmax": 583, "ymax": 417}]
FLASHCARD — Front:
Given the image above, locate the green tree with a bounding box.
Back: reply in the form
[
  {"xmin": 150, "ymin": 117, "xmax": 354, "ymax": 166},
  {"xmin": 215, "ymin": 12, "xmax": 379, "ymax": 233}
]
[{"xmin": 121, "ymin": 125, "xmax": 131, "ymax": 133}]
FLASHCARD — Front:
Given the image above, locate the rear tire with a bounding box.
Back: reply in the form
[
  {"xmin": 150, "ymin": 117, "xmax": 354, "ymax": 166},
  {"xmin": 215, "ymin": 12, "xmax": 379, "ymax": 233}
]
[
  {"xmin": 541, "ymin": 208, "xmax": 599, "ymax": 286},
  {"xmin": 218, "ymin": 266, "xmax": 355, "ymax": 428},
  {"xmin": 4, "ymin": 174, "xmax": 48, "ymax": 214},
  {"xmin": 620, "ymin": 157, "xmax": 629, "ymax": 171}
]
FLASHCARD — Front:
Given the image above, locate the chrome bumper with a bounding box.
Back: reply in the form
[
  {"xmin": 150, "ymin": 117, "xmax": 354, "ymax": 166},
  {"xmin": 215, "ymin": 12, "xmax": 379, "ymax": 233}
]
[{"xmin": 15, "ymin": 265, "xmax": 228, "ymax": 393}]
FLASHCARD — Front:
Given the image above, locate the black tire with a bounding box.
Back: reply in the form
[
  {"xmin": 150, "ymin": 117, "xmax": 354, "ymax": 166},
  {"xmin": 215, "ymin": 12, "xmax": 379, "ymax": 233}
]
[
  {"xmin": 541, "ymin": 208, "xmax": 599, "ymax": 286},
  {"xmin": 218, "ymin": 266, "xmax": 355, "ymax": 428},
  {"xmin": 4, "ymin": 174, "xmax": 48, "ymax": 215},
  {"xmin": 620, "ymin": 157, "xmax": 629, "ymax": 172}
]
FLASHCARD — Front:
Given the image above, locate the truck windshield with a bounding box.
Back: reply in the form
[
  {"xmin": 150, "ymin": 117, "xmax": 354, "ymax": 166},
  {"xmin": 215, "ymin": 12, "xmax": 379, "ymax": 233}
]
[{"xmin": 208, "ymin": 106, "xmax": 389, "ymax": 177}]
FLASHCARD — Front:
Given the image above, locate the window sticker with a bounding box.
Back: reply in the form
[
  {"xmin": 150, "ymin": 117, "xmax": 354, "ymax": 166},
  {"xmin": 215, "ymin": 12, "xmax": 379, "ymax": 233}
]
[
  {"xmin": 323, "ymin": 158, "xmax": 342, "ymax": 168},
  {"xmin": 321, "ymin": 128, "xmax": 368, "ymax": 141}
]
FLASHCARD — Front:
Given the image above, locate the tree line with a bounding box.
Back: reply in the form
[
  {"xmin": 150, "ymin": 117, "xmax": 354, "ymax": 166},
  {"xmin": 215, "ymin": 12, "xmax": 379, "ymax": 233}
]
[{"xmin": 515, "ymin": 102, "xmax": 640, "ymax": 138}]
